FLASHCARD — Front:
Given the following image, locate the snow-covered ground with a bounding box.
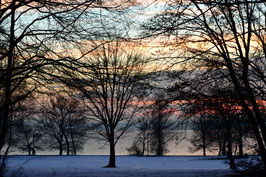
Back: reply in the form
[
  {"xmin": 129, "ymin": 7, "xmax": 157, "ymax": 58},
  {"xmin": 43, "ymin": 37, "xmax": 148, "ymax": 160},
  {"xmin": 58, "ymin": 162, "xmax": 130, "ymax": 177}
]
[{"xmin": 6, "ymin": 155, "xmax": 235, "ymax": 177}]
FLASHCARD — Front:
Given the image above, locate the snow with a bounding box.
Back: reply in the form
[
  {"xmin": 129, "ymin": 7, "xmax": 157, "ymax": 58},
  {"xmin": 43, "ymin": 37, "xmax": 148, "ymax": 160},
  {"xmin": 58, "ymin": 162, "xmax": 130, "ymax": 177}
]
[{"xmin": 6, "ymin": 155, "xmax": 235, "ymax": 177}]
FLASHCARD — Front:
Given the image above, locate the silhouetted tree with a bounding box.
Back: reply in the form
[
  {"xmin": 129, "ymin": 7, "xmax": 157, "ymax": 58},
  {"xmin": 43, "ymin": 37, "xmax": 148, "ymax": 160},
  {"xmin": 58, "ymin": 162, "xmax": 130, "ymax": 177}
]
[
  {"xmin": 190, "ymin": 87, "xmax": 244, "ymax": 169},
  {"xmin": 63, "ymin": 41, "xmax": 148, "ymax": 167},
  {"xmin": 149, "ymin": 98, "xmax": 177, "ymax": 156},
  {"xmin": 40, "ymin": 95, "xmax": 87, "ymax": 155},
  {"xmin": 129, "ymin": 92, "xmax": 179, "ymax": 156},
  {"xmin": 0, "ymin": 0, "xmax": 110, "ymax": 175},
  {"xmin": 189, "ymin": 115, "xmax": 216, "ymax": 156},
  {"xmin": 127, "ymin": 115, "xmax": 151, "ymax": 156},
  {"xmin": 7, "ymin": 97, "xmax": 41, "ymax": 155},
  {"xmin": 12, "ymin": 118, "xmax": 43, "ymax": 155},
  {"xmin": 144, "ymin": 0, "xmax": 266, "ymax": 167}
]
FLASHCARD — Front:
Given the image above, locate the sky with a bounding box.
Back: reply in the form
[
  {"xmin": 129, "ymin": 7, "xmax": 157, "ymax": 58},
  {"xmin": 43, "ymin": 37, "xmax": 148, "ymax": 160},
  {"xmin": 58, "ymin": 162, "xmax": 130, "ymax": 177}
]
[{"xmin": 1, "ymin": 0, "xmax": 184, "ymax": 72}]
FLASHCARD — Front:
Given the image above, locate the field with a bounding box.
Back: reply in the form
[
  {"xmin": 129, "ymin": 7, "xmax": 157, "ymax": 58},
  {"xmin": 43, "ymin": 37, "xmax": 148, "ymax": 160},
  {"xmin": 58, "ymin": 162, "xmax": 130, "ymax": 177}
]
[{"xmin": 6, "ymin": 155, "xmax": 235, "ymax": 177}]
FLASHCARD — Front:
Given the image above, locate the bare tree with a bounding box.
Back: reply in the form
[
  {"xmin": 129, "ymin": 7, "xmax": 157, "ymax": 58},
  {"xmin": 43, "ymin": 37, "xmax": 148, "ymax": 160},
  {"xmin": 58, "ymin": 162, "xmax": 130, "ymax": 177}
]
[
  {"xmin": 189, "ymin": 115, "xmax": 215, "ymax": 157},
  {"xmin": 0, "ymin": 0, "xmax": 110, "ymax": 175},
  {"xmin": 127, "ymin": 115, "xmax": 150, "ymax": 156},
  {"xmin": 39, "ymin": 95, "xmax": 88, "ymax": 155},
  {"xmin": 143, "ymin": 0, "xmax": 266, "ymax": 166},
  {"xmin": 7, "ymin": 97, "xmax": 42, "ymax": 155},
  {"xmin": 63, "ymin": 41, "xmax": 148, "ymax": 167},
  {"xmin": 148, "ymin": 98, "xmax": 177, "ymax": 156},
  {"xmin": 0, "ymin": 0, "xmax": 142, "ymax": 174},
  {"xmin": 128, "ymin": 95, "xmax": 179, "ymax": 156},
  {"xmin": 12, "ymin": 118, "xmax": 43, "ymax": 155}
]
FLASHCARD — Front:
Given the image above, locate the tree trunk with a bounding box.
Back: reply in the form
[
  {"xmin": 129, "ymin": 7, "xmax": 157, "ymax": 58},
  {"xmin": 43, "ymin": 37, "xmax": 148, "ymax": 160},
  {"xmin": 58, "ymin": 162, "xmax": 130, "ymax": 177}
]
[
  {"xmin": 64, "ymin": 134, "xmax": 70, "ymax": 155},
  {"xmin": 202, "ymin": 117, "xmax": 206, "ymax": 156},
  {"xmin": 59, "ymin": 142, "xmax": 63, "ymax": 155},
  {"xmin": 106, "ymin": 131, "xmax": 116, "ymax": 167},
  {"xmin": 238, "ymin": 129, "xmax": 243, "ymax": 157},
  {"xmin": 157, "ymin": 130, "xmax": 162, "ymax": 156},
  {"xmin": 218, "ymin": 142, "xmax": 222, "ymax": 156},
  {"xmin": 0, "ymin": 0, "xmax": 15, "ymax": 154},
  {"xmin": 227, "ymin": 127, "xmax": 236, "ymax": 169},
  {"xmin": 240, "ymin": 103, "xmax": 266, "ymax": 164},
  {"xmin": 147, "ymin": 132, "xmax": 150, "ymax": 156},
  {"xmin": 0, "ymin": 3, "xmax": 15, "ymax": 177},
  {"xmin": 203, "ymin": 140, "xmax": 206, "ymax": 157},
  {"xmin": 70, "ymin": 128, "xmax": 76, "ymax": 155},
  {"xmin": 141, "ymin": 134, "xmax": 146, "ymax": 156},
  {"xmin": 27, "ymin": 144, "xmax": 31, "ymax": 155},
  {"xmin": 242, "ymin": 78, "xmax": 266, "ymax": 145},
  {"xmin": 222, "ymin": 139, "xmax": 226, "ymax": 156},
  {"xmin": 157, "ymin": 115, "xmax": 163, "ymax": 156},
  {"xmin": 225, "ymin": 60, "xmax": 266, "ymax": 166},
  {"xmin": 71, "ymin": 139, "xmax": 76, "ymax": 155}
]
